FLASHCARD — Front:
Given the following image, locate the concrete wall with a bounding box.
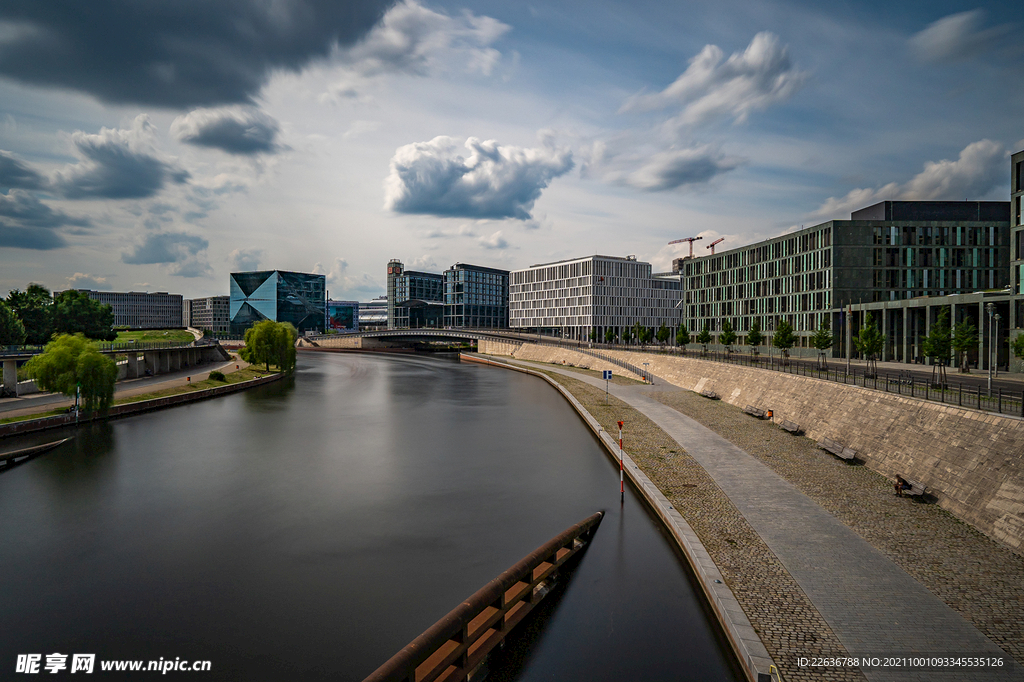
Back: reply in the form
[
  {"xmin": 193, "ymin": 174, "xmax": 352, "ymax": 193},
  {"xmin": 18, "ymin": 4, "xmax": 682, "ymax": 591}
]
[
  {"xmin": 496, "ymin": 342, "xmax": 1024, "ymax": 553},
  {"xmin": 479, "ymin": 339, "xmax": 644, "ymax": 381}
]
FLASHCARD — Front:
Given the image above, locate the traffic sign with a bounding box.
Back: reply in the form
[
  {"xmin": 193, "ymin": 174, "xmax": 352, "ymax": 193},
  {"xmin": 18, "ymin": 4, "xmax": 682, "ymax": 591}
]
[{"xmin": 602, "ymin": 370, "xmax": 612, "ymax": 380}]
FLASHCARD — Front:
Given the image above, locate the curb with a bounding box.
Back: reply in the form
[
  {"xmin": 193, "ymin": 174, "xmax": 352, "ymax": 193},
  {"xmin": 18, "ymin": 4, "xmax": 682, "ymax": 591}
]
[{"xmin": 461, "ymin": 353, "xmax": 777, "ymax": 682}]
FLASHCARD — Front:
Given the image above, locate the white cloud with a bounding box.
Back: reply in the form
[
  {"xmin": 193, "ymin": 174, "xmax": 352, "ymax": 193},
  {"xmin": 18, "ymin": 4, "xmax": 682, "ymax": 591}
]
[
  {"xmin": 621, "ymin": 32, "xmax": 808, "ymax": 127},
  {"xmin": 314, "ymin": 257, "xmax": 384, "ymax": 298},
  {"xmin": 122, "ymin": 230, "xmax": 210, "ymax": 280},
  {"xmin": 910, "ymin": 10, "xmax": 1011, "ymax": 63},
  {"xmin": 812, "ymin": 140, "xmax": 1006, "ymax": 219},
  {"xmin": 409, "ymin": 254, "xmax": 437, "ymax": 270},
  {"xmin": 228, "ymin": 247, "xmax": 264, "ymax": 271},
  {"xmin": 66, "ymin": 272, "xmax": 110, "ymax": 290},
  {"xmin": 479, "ymin": 230, "xmax": 508, "ymax": 249},
  {"xmin": 384, "ymin": 135, "xmax": 573, "ymax": 220},
  {"xmin": 324, "ymin": 0, "xmax": 510, "ymax": 99}
]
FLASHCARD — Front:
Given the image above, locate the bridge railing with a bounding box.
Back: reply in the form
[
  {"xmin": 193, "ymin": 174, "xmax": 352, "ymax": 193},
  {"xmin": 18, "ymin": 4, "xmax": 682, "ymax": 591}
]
[{"xmin": 363, "ymin": 512, "xmax": 603, "ymax": 682}]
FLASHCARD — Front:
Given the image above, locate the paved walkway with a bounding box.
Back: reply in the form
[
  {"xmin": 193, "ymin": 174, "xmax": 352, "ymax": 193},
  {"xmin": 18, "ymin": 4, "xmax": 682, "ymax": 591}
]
[
  {"xmin": 0, "ymin": 356, "xmax": 245, "ymax": 419},
  {"xmin": 509, "ymin": 358, "xmax": 1022, "ymax": 682}
]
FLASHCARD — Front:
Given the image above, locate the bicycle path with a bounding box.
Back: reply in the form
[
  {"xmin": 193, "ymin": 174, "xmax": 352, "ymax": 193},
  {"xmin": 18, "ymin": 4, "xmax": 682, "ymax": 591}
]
[{"xmin": 507, "ymin": 358, "xmax": 1021, "ymax": 682}]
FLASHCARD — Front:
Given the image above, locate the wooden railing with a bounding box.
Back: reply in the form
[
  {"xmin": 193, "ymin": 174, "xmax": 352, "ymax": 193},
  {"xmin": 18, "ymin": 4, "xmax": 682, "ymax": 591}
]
[{"xmin": 363, "ymin": 511, "xmax": 604, "ymax": 682}]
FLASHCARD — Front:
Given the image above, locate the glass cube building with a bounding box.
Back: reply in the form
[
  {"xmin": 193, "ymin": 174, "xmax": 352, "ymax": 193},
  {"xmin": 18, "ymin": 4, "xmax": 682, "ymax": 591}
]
[{"xmin": 229, "ymin": 270, "xmax": 326, "ymax": 336}]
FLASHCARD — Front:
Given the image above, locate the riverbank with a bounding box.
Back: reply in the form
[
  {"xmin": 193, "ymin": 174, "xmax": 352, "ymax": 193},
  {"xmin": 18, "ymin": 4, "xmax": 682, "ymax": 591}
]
[
  {"xmin": 0, "ymin": 367, "xmax": 285, "ymax": 438},
  {"xmin": 467, "ymin": 352, "xmax": 1024, "ymax": 682}
]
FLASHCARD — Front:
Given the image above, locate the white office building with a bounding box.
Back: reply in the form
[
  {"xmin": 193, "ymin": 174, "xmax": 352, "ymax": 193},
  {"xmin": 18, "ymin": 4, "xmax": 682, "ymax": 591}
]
[{"xmin": 509, "ymin": 255, "xmax": 682, "ymax": 341}]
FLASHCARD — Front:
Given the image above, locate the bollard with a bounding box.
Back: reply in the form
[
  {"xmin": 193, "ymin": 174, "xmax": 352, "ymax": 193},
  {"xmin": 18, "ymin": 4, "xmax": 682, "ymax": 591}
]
[{"xmin": 617, "ymin": 420, "xmax": 624, "ymax": 503}]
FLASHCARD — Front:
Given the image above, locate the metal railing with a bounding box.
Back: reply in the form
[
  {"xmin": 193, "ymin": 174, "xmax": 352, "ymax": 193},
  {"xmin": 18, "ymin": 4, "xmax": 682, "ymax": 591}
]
[{"xmin": 363, "ymin": 512, "xmax": 603, "ymax": 682}]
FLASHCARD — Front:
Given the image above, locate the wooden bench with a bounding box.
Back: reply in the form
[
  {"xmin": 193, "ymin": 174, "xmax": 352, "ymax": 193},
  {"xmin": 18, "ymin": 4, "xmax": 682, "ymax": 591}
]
[
  {"xmin": 818, "ymin": 437, "xmax": 856, "ymax": 461},
  {"xmin": 700, "ymin": 389, "xmax": 720, "ymax": 400},
  {"xmin": 743, "ymin": 405, "xmax": 766, "ymax": 419},
  {"xmin": 780, "ymin": 420, "xmax": 801, "ymax": 434},
  {"xmin": 897, "ymin": 477, "xmax": 926, "ymax": 498}
]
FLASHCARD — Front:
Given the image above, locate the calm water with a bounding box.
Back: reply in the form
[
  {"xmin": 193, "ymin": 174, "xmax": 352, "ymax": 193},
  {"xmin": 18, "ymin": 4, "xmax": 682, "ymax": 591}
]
[{"xmin": 0, "ymin": 352, "xmax": 740, "ymax": 681}]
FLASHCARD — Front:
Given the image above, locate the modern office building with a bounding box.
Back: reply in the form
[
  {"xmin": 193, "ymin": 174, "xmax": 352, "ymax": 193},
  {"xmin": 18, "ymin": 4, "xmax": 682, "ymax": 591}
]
[
  {"xmin": 327, "ymin": 300, "xmax": 359, "ymax": 332},
  {"xmin": 183, "ymin": 296, "xmax": 230, "ymax": 334},
  {"xmin": 680, "ymin": 200, "xmax": 1010, "ymax": 353},
  {"xmin": 509, "ymin": 255, "xmax": 682, "ymax": 341},
  {"xmin": 359, "ymin": 297, "xmax": 388, "ymax": 330},
  {"xmin": 386, "ymin": 259, "xmax": 445, "ymax": 329},
  {"xmin": 443, "ymin": 263, "xmax": 509, "ymax": 329},
  {"xmin": 76, "ymin": 290, "xmax": 183, "ymax": 329},
  {"xmin": 229, "ymin": 270, "xmax": 326, "ymax": 336},
  {"xmin": 1012, "ymin": 150, "xmax": 1024, "ymax": 309}
]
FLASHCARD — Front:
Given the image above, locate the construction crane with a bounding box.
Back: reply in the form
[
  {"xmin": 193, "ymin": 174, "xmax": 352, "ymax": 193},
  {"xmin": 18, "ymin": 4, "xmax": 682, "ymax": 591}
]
[
  {"xmin": 668, "ymin": 236, "xmax": 703, "ymax": 259},
  {"xmin": 706, "ymin": 238, "xmax": 724, "ymax": 254}
]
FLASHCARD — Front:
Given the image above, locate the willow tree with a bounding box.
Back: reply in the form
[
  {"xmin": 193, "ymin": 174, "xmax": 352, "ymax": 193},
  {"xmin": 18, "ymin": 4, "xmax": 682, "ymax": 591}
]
[
  {"xmin": 23, "ymin": 334, "xmax": 117, "ymax": 413},
  {"xmin": 240, "ymin": 320, "xmax": 297, "ymax": 372}
]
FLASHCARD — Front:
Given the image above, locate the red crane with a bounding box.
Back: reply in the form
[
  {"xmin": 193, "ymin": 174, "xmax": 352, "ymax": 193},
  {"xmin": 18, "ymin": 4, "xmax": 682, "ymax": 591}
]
[
  {"xmin": 706, "ymin": 238, "xmax": 724, "ymax": 254},
  {"xmin": 668, "ymin": 236, "xmax": 703, "ymax": 259}
]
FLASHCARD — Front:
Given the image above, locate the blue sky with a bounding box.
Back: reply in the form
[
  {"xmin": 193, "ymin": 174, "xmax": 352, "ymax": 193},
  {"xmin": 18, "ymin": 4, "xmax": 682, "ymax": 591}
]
[{"xmin": 0, "ymin": 0, "xmax": 1021, "ymax": 299}]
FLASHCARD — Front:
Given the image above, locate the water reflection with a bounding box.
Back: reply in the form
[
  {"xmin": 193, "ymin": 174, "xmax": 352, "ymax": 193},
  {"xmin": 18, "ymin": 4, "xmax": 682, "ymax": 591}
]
[{"xmin": 0, "ymin": 352, "xmax": 739, "ymax": 681}]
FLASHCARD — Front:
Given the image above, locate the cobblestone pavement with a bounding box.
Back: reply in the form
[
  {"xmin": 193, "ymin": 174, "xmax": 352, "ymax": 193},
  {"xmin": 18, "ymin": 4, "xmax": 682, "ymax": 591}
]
[
  {"xmin": 526, "ymin": 368, "xmax": 866, "ymax": 682},
  {"xmin": 648, "ymin": 386, "xmax": 1024, "ymax": 667}
]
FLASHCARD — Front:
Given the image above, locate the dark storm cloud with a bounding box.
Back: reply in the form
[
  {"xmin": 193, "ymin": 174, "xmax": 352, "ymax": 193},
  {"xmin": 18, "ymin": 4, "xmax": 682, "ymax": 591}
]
[
  {"xmin": 0, "ymin": 189, "xmax": 89, "ymax": 228},
  {"xmin": 53, "ymin": 116, "xmax": 190, "ymax": 199},
  {"xmin": 0, "ymin": 150, "xmax": 46, "ymax": 189},
  {"xmin": 0, "ymin": 223, "xmax": 67, "ymax": 250},
  {"xmin": 0, "ymin": 1, "xmax": 394, "ymax": 107},
  {"xmin": 172, "ymin": 108, "xmax": 283, "ymax": 155},
  {"xmin": 122, "ymin": 231, "xmax": 208, "ymax": 265}
]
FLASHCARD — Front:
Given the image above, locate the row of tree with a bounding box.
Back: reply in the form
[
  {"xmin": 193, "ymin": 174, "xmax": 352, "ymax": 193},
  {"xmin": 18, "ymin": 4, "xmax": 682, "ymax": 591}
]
[{"xmin": 0, "ymin": 284, "xmax": 117, "ymax": 345}]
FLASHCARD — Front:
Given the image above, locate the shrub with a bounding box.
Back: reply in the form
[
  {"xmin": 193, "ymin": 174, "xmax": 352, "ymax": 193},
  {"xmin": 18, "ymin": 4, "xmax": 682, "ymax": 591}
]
[{"xmin": 208, "ymin": 370, "xmax": 226, "ymax": 382}]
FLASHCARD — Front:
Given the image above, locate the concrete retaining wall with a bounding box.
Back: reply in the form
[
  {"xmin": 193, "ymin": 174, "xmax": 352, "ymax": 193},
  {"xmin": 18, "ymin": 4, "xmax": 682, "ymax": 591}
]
[
  {"xmin": 478, "ymin": 339, "xmax": 643, "ymax": 381},
  {"xmin": 494, "ymin": 342, "xmax": 1024, "ymax": 553}
]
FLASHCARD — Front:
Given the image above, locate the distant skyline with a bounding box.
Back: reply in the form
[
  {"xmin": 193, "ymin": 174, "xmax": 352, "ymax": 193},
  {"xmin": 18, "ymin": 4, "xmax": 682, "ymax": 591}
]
[{"xmin": 1, "ymin": 0, "xmax": 1022, "ymax": 300}]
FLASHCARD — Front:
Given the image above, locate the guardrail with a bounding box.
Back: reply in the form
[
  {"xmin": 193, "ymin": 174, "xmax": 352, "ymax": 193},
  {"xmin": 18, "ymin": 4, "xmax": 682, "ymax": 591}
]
[
  {"xmin": 2, "ymin": 339, "xmax": 199, "ymax": 357},
  {"xmin": 363, "ymin": 511, "xmax": 603, "ymax": 682}
]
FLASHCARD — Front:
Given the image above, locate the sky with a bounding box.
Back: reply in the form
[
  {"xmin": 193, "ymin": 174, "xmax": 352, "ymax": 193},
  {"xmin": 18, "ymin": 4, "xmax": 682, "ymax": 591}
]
[{"xmin": 1, "ymin": 0, "xmax": 1022, "ymax": 300}]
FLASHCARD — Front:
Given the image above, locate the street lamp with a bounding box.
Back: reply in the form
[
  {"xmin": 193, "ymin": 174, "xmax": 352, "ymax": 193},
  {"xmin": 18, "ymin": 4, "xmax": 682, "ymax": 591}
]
[
  {"xmin": 986, "ymin": 302, "xmax": 995, "ymax": 395},
  {"xmin": 995, "ymin": 313, "xmax": 1001, "ymax": 378}
]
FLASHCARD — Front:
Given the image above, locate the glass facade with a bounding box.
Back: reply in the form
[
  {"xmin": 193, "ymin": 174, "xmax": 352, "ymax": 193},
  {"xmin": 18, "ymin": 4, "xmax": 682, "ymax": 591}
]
[
  {"xmin": 443, "ymin": 264, "xmax": 509, "ymax": 328},
  {"xmin": 386, "ymin": 260, "xmax": 444, "ymax": 329},
  {"xmin": 327, "ymin": 300, "xmax": 359, "ymax": 332},
  {"xmin": 229, "ymin": 270, "xmax": 326, "ymax": 336}
]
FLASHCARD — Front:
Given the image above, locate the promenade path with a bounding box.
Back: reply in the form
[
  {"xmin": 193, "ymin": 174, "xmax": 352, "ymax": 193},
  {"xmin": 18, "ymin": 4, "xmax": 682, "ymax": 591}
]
[
  {"xmin": 0, "ymin": 356, "xmax": 247, "ymax": 421},
  {"xmin": 505, "ymin": 357, "xmax": 1022, "ymax": 682}
]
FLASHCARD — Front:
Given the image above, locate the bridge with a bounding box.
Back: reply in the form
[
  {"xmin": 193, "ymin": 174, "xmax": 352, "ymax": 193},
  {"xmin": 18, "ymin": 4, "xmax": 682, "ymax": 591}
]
[
  {"xmin": 301, "ymin": 328, "xmax": 581, "ymax": 346},
  {"xmin": 1, "ymin": 340, "xmax": 231, "ymax": 397}
]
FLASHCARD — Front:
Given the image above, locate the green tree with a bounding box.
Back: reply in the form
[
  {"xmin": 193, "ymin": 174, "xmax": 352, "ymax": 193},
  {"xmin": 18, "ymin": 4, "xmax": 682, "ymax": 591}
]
[
  {"xmin": 605, "ymin": 328, "xmax": 616, "ymax": 344},
  {"xmin": 719, "ymin": 318, "xmax": 736, "ymax": 354},
  {"xmin": 6, "ymin": 283, "xmax": 54, "ymax": 344},
  {"xmin": 621, "ymin": 326, "xmax": 632, "ymax": 344},
  {"xmin": 656, "ymin": 323, "xmax": 670, "ymax": 345},
  {"xmin": 853, "ymin": 312, "xmax": 884, "ymax": 375},
  {"xmin": 746, "ymin": 319, "xmax": 763, "ymax": 358},
  {"xmin": 1012, "ymin": 333, "xmax": 1024, "ymax": 366},
  {"xmin": 640, "ymin": 325, "xmax": 654, "ymax": 344},
  {"xmin": 772, "ymin": 317, "xmax": 797, "ymax": 363},
  {"xmin": 676, "ymin": 323, "xmax": 690, "ymax": 350},
  {"xmin": 240, "ymin": 320, "xmax": 297, "ymax": 372},
  {"xmin": 23, "ymin": 334, "xmax": 117, "ymax": 412},
  {"xmin": 921, "ymin": 308, "xmax": 952, "ymax": 385},
  {"xmin": 952, "ymin": 317, "xmax": 977, "ymax": 373},
  {"xmin": 0, "ymin": 300, "xmax": 27, "ymax": 346},
  {"xmin": 631, "ymin": 321, "xmax": 644, "ymax": 346},
  {"xmin": 810, "ymin": 316, "xmax": 834, "ymax": 368},
  {"xmin": 696, "ymin": 322, "xmax": 712, "ymax": 355},
  {"xmin": 52, "ymin": 290, "xmax": 116, "ymax": 341}
]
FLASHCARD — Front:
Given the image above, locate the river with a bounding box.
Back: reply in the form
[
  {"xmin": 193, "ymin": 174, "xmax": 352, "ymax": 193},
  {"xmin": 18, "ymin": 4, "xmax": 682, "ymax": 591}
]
[{"xmin": 0, "ymin": 352, "xmax": 740, "ymax": 681}]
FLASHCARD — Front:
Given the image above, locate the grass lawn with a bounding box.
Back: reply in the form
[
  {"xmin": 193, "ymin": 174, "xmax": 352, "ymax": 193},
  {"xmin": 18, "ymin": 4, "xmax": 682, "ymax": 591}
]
[{"xmin": 113, "ymin": 329, "xmax": 196, "ymax": 344}]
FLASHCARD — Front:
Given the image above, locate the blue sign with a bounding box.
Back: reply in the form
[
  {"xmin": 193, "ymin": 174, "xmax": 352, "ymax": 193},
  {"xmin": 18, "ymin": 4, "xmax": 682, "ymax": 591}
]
[{"xmin": 602, "ymin": 370, "xmax": 613, "ymax": 380}]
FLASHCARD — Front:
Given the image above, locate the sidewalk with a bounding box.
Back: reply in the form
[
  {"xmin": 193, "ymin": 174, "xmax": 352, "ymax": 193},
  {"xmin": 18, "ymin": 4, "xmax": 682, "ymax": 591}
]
[
  {"xmin": 0, "ymin": 355, "xmax": 246, "ymax": 420},
  {"xmin": 503, "ymin": 357, "xmax": 1022, "ymax": 682}
]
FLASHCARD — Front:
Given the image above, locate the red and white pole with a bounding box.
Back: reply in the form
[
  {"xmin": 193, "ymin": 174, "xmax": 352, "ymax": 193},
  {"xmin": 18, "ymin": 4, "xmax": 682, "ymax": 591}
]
[{"xmin": 617, "ymin": 420, "xmax": 624, "ymax": 502}]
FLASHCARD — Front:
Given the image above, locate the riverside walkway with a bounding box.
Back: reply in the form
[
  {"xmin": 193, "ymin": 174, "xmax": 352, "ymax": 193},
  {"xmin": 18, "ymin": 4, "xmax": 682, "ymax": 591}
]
[{"xmin": 500, "ymin": 357, "xmax": 1022, "ymax": 682}]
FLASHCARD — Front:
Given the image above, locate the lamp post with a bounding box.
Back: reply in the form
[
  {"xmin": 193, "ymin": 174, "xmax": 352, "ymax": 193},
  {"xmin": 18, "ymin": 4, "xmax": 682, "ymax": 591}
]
[
  {"xmin": 986, "ymin": 302, "xmax": 995, "ymax": 395},
  {"xmin": 995, "ymin": 313, "xmax": 1001, "ymax": 378}
]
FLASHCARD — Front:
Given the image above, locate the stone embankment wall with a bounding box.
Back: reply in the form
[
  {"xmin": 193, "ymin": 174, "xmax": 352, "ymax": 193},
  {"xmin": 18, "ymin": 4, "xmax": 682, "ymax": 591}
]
[
  {"xmin": 478, "ymin": 339, "xmax": 644, "ymax": 381},
  {"xmin": 481, "ymin": 341, "xmax": 1024, "ymax": 552}
]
